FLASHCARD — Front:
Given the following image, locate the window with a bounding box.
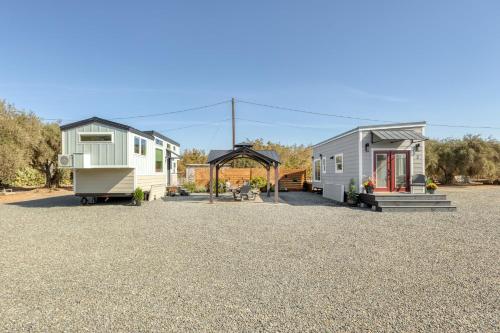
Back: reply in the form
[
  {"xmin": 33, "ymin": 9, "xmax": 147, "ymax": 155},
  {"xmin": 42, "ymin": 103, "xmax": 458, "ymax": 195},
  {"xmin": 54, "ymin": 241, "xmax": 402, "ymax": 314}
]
[
  {"xmin": 167, "ymin": 143, "xmax": 171, "ymax": 150},
  {"xmin": 134, "ymin": 137, "xmax": 147, "ymax": 156},
  {"xmin": 134, "ymin": 137, "xmax": 140, "ymax": 154},
  {"xmin": 155, "ymin": 148, "xmax": 163, "ymax": 172},
  {"xmin": 173, "ymin": 146, "xmax": 176, "ymax": 151},
  {"xmin": 172, "ymin": 161, "xmax": 176, "ymax": 172},
  {"xmin": 314, "ymin": 159, "xmax": 321, "ymax": 182},
  {"xmin": 140, "ymin": 139, "xmax": 147, "ymax": 155},
  {"xmin": 335, "ymin": 154, "xmax": 343, "ymax": 173},
  {"xmin": 79, "ymin": 133, "xmax": 113, "ymax": 143},
  {"xmin": 322, "ymin": 157, "xmax": 326, "ymax": 173},
  {"xmin": 155, "ymin": 138, "xmax": 163, "ymax": 146}
]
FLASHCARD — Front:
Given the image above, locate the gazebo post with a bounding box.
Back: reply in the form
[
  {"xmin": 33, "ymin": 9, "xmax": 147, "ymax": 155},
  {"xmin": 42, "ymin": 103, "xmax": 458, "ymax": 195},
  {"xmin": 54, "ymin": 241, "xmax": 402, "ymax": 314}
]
[
  {"xmin": 274, "ymin": 162, "xmax": 279, "ymax": 203},
  {"xmin": 215, "ymin": 165, "xmax": 219, "ymax": 197},
  {"xmin": 209, "ymin": 163, "xmax": 214, "ymax": 203},
  {"xmin": 266, "ymin": 165, "xmax": 271, "ymax": 197}
]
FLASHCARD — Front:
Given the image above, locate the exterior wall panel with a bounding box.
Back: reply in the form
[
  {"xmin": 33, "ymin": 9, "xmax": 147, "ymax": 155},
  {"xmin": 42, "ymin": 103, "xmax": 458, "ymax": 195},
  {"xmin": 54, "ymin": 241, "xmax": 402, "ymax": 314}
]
[
  {"xmin": 312, "ymin": 132, "xmax": 360, "ymax": 190},
  {"xmin": 62, "ymin": 121, "xmax": 128, "ymax": 167},
  {"xmin": 74, "ymin": 168, "xmax": 134, "ymax": 194}
]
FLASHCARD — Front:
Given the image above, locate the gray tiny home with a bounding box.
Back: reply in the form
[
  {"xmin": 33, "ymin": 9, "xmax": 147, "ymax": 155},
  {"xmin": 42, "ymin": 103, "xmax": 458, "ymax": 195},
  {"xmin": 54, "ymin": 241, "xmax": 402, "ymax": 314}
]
[
  {"xmin": 312, "ymin": 122, "xmax": 427, "ymax": 201},
  {"xmin": 59, "ymin": 117, "xmax": 180, "ymax": 203}
]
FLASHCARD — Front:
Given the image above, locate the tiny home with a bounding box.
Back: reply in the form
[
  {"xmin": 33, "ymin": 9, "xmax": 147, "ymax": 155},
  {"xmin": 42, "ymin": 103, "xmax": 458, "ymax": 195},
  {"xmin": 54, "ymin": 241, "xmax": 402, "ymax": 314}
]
[
  {"xmin": 312, "ymin": 122, "xmax": 427, "ymax": 201},
  {"xmin": 59, "ymin": 117, "xmax": 180, "ymax": 203}
]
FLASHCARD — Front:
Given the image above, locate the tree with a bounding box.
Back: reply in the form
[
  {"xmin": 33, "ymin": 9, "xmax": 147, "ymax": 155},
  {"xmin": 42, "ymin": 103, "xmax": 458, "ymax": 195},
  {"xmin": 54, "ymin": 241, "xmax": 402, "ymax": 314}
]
[
  {"xmin": 425, "ymin": 135, "xmax": 500, "ymax": 184},
  {"xmin": 0, "ymin": 100, "xmax": 41, "ymax": 185},
  {"xmin": 31, "ymin": 123, "xmax": 65, "ymax": 188},
  {"xmin": 178, "ymin": 148, "xmax": 208, "ymax": 176}
]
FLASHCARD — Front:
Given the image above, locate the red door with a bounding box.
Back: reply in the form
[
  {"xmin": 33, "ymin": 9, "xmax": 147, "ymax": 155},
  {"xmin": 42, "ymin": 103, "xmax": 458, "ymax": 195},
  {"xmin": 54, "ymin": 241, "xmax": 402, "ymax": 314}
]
[{"xmin": 373, "ymin": 151, "xmax": 410, "ymax": 192}]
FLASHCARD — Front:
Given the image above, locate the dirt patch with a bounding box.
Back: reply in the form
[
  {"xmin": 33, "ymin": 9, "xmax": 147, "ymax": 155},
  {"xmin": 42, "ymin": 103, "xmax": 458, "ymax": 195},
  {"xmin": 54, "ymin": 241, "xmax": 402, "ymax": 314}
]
[{"xmin": 0, "ymin": 187, "xmax": 73, "ymax": 204}]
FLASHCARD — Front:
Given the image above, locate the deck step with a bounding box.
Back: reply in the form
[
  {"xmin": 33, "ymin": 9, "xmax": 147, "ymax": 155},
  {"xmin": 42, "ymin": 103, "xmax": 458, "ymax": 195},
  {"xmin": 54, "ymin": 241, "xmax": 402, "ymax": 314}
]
[
  {"xmin": 371, "ymin": 194, "xmax": 447, "ymax": 200},
  {"xmin": 377, "ymin": 205, "xmax": 457, "ymax": 212},
  {"xmin": 376, "ymin": 199, "xmax": 453, "ymax": 207}
]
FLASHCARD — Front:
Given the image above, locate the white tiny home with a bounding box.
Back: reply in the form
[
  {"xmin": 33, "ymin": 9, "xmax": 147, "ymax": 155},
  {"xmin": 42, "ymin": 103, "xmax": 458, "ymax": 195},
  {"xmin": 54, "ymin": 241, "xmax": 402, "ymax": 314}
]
[
  {"xmin": 59, "ymin": 117, "xmax": 180, "ymax": 203},
  {"xmin": 312, "ymin": 122, "xmax": 427, "ymax": 201}
]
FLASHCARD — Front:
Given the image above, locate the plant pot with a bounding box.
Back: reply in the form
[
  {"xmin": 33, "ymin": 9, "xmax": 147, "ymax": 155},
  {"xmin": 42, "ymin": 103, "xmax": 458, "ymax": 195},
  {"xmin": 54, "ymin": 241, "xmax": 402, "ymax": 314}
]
[
  {"xmin": 134, "ymin": 199, "xmax": 142, "ymax": 206},
  {"xmin": 347, "ymin": 199, "xmax": 357, "ymax": 206},
  {"xmin": 366, "ymin": 187, "xmax": 374, "ymax": 194},
  {"xmin": 427, "ymin": 189, "xmax": 435, "ymax": 194}
]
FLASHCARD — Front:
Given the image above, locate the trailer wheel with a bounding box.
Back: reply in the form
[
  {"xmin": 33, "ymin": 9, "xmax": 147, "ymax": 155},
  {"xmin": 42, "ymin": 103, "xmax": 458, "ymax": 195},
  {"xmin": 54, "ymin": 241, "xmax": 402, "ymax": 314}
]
[{"xmin": 80, "ymin": 197, "xmax": 89, "ymax": 205}]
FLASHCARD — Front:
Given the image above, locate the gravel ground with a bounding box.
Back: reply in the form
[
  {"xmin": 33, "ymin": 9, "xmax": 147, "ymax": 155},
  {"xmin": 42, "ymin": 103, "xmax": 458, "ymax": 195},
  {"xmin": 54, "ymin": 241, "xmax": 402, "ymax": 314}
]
[{"xmin": 0, "ymin": 186, "xmax": 498, "ymax": 332}]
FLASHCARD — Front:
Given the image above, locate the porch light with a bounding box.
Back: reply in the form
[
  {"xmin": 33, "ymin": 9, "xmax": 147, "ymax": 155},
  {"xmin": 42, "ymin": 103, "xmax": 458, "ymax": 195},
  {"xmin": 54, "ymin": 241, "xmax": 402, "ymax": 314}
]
[
  {"xmin": 415, "ymin": 143, "xmax": 420, "ymax": 152},
  {"xmin": 365, "ymin": 143, "xmax": 370, "ymax": 152}
]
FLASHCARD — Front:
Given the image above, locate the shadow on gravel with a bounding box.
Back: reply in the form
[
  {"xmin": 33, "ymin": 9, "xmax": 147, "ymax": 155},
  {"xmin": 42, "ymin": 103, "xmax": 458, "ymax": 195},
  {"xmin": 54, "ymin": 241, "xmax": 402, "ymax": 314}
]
[{"xmin": 7, "ymin": 195, "xmax": 134, "ymax": 208}]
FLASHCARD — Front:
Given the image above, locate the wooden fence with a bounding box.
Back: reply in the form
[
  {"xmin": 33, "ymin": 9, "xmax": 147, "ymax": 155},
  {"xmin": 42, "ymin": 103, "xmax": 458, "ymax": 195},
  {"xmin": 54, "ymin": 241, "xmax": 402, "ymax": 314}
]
[{"xmin": 186, "ymin": 165, "xmax": 306, "ymax": 191}]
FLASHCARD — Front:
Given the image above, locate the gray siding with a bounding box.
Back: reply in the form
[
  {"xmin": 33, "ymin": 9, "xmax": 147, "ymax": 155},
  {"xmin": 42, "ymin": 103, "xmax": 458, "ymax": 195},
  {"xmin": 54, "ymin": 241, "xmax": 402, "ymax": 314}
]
[
  {"xmin": 312, "ymin": 132, "xmax": 360, "ymax": 189},
  {"xmin": 62, "ymin": 122, "xmax": 128, "ymax": 166},
  {"xmin": 360, "ymin": 126, "xmax": 425, "ymax": 181}
]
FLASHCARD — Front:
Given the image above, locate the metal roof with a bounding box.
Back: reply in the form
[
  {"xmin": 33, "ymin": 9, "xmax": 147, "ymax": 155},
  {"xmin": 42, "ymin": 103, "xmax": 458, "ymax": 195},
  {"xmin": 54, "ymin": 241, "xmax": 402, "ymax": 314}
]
[
  {"xmin": 60, "ymin": 117, "xmax": 179, "ymax": 146},
  {"xmin": 60, "ymin": 117, "xmax": 155, "ymax": 139},
  {"xmin": 313, "ymin": 121, "xmax": 426, "ymax": 148},
  {"xmin": 142, "ymin": 131, "xmax": 180, "ymax": 146},
  {"xmin": 371, "ymin": 129, "xmax": 427, "ymax": 143},
  {"xmin": 207, "ymin": 147, "xmax": 280, "ymax": 165}
]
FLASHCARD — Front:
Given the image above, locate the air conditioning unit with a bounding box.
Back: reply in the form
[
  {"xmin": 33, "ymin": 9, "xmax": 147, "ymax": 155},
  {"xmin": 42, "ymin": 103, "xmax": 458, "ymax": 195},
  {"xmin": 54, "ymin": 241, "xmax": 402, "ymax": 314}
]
[{"xmin": 58, "ymin": 154, "xmax": 73, "ymax": 168}]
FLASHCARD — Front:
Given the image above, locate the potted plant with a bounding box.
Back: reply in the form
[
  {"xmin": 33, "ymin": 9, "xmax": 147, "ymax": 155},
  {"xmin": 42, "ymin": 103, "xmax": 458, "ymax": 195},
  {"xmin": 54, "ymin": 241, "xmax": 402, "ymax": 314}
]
[
  {"xmin": 426, "ymin": 181, "xmax": 438, "ymax": 194},
  {"xmin": 347, "ymin": 178, "xmax": 358, "ymax": 206},
  {"xmin": 133, "ymin": 187, "xmax": 144, "ymax": 206},
  {"xmin": 363, "ymin": 177, "xmax": 375, "ymax": 194}
]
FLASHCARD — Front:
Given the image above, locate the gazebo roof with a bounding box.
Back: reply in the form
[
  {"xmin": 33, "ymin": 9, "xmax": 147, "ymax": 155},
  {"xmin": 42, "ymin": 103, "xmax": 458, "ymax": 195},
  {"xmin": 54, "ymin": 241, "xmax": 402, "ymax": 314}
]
[{"xmin": 207, "ymin": 146, "xmax": 280, "ymax": 165}]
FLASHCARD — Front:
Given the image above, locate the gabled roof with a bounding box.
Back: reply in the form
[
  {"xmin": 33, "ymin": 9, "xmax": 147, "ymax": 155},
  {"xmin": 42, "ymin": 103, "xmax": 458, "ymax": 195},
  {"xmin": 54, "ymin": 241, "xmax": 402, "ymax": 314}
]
[
  {"xmin": 143, "ymin": 131, "xmax": 180, "ymax": 146},
  {"xmin": 313, "ymin": 121, "xmax": 426, "ymax": 148},
  {"xmin": 60, "ymin": 117, "xmax": 154, "ymax": 139}
]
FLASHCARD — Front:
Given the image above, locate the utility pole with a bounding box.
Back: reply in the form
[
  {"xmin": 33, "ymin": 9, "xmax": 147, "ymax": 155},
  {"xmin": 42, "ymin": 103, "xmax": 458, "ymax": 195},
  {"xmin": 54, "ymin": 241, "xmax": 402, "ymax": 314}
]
[{"xmin": 231, "ymin": 97, "xmax": 236, "ymax": 149}]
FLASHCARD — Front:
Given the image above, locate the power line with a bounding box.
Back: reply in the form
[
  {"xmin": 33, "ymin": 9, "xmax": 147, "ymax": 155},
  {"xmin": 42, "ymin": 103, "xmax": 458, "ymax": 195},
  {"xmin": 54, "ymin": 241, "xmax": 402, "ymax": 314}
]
[
  {"xmin": 236, "ymin": 99, "xmax": 389, "ymax": 123},
  {"xmin": 38, "ymin": 100, "xmax": 231, "ymax": 123},
  {"xmin": 110, "ymin": 100, "xmax": 231, "ymax": 120},
  {"xmin": 163, "ymin": 118, "xmax": 232, "ymax": 132},
  {"xmin": 236, "ymin": 99, "xmax": 500, "ymax": 130}
]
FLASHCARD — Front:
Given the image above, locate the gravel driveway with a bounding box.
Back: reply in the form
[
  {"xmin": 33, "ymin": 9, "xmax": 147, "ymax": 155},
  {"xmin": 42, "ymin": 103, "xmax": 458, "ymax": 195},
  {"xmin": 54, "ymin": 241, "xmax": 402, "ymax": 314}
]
[{"xmin": 0, "ymin": 186, "xmax": 498, "ymax": 332}]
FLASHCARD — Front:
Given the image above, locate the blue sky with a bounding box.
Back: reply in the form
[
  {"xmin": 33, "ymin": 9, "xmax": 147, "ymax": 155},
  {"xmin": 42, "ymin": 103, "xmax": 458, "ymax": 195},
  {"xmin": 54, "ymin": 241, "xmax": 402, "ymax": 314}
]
[{"xmin": 1, "ymin": 1, "xmax": 499, "ymax": 151}]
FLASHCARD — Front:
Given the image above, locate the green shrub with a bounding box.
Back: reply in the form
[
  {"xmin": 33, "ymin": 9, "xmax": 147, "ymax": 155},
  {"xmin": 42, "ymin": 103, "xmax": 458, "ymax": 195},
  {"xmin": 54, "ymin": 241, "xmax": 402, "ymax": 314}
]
[
  {"xmin": 183, "ymin": 181, "xmax": 197, "ymax": 193},
  {"xmin": 250, "ymin": 176, "xmax": 267, "ymax": 190},
  {"xmin": 208, "ymin": 179, "xmax": 227, "ymax": 193},
  {"xmin": 10, "ymin": 167, "xmax": 45, "ymax": 187},
  {"xmin": 347, "ymin": 178, "xmax": 358, "ymax": 202},
  {"xmin": 133, "ymin": 187, "xmax": 144, "ymax": 203}
]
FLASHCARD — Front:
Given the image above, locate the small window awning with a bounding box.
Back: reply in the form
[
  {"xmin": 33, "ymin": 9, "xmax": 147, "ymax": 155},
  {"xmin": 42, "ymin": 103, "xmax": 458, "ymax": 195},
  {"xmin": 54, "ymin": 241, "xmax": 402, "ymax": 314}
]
[{"xmin": 371, "ymin": 130, "xmax": 427, "ymax": 143}]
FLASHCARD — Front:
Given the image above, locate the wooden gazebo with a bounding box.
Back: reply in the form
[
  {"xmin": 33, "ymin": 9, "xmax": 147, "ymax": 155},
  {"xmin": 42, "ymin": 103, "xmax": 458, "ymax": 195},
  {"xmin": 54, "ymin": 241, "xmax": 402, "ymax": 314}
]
[{"xmin": 207, "ymin": 143, "xmax": 281, "ymax": 203}]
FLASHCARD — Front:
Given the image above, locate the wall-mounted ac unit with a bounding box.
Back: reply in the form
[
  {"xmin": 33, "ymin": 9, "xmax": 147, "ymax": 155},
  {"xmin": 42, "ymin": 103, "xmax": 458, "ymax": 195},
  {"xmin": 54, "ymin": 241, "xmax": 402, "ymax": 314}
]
[
  {"xmin": 58, "ymin": 154, "xmax": 73, "ymax": 168},
  {"xmin": 323, "ymin": 183, "xmax": 345, "ymax": 202}
]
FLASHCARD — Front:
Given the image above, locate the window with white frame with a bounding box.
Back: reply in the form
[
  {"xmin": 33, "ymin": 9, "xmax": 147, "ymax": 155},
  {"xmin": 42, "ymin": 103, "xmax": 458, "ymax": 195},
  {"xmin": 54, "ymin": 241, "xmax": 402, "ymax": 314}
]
[
  {"xmin": 134, "ymin": 136, "xmax": 147, "ymax": 156},
  {"xmin": 314, "ymin": 159, "xmax": 321, "ymax": 181},
  {"xmin": 335, "ymin": 153, "xmax": 343, "ymax": 173},
  {"xmin": 79, "ymin": 133, "xmax": 113, "ymax": 143},
  {"xmin": 322, "ymin": 157, "xmax": 326, "ymax": 173}
]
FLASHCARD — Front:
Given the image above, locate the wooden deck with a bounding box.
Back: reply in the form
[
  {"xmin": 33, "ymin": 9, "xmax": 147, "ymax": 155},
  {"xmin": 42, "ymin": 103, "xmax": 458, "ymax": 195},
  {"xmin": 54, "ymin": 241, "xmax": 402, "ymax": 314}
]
[{"xmin": 359, "ymin": 192, "xmax": 456, "ymax": 212}]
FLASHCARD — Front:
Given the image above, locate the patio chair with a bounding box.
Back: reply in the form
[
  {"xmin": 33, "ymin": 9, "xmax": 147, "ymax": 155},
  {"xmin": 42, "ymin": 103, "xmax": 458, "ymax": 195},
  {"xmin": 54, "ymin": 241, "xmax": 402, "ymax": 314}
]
[
  {"xmin": 410, "ymin": 174, "xmax": 426, "ymax": 194},
  {"xmin": 233, "ymin": 185, "xmax": 256, "ymax": 201}
]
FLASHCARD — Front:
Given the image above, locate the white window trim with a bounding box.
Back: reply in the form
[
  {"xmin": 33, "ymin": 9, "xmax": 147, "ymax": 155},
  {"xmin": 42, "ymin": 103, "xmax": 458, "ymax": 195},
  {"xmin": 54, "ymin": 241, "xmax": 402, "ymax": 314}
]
[
  {"xmin": 314, "ymin": 158, "xmax": 321, "ymax": 182},
  {"xmin": 78, "ymin": 132, "xmax": 114, "ymax": 144},
  {"xmin": 335, "ymin": 153, "xmax": 344, "ymax": 173},
  {"xmin": 322, "ymin": 157, "xmax": 326, "ymax": 173},
  {"xmin": 134, "ymin": 136, "xmax": 148, "ymax": 157}
]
